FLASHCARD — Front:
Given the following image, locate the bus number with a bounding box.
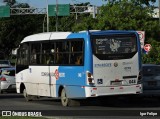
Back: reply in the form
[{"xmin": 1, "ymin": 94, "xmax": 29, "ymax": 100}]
[{"xmin": 129, "ymin": 79, "xmax": 136, "ymax": 84}]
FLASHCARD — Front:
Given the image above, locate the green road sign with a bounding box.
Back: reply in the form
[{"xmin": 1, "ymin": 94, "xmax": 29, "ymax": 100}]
[
  {"xmin": 48, "ymin": 4, "xmax": 70, "ymax": 16},
  {"xmin": 0, "ymin": 6, "xmax": 10, "ymax": 17}
]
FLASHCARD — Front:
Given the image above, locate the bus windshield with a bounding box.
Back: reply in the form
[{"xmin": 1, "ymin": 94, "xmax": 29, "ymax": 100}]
[{"xmin": 92, "ymin": 34, "xmax": 137, "ymax": 60}]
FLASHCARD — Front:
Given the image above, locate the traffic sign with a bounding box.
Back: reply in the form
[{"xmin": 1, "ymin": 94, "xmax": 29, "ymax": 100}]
[
  {"xmin": 144, "ymin": 44, "xmax": 151, "ymax": 52},
  {"xmin": 0, "ymin": 6, "xmax": 10, "ymax": 17},
  {"xmin": 137, "ymin": 31, "xmax": 145, "ymax": 49},
  {"xmin": 48, "ymin": 4, "xmax": 70, "ymax": 16}
]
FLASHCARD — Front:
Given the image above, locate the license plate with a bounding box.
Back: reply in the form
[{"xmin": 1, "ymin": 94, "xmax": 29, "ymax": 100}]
[
  {"xmin": 111, "ymin": 81, "xmax": 122, "ymax": 85},
  {"xmin": 148, "ymin": 81, "xmax": 157, "ymax": 86}
]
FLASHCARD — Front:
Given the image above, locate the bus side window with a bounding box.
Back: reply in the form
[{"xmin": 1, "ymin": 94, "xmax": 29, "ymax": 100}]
[
  {"xmin": 46, "ymin": 55, "xmax": 50, "ymax": 64},
  {"xmin": 41, "ymin": 52, "xmax": 51, "ymax": 65},
  {"xmin": 56, "ymin": 53, "xmax": 63, "ymax": 64},
  {"xmin": 31, "ymin": 49, "xmax": 37, "ymax": 64},
  {"xmin": 49, "ymin": 54, "xmax": 54, "ymax": 64},
  {"xmin": 75, "ymin": 55, "xmax": 82, "ymax": 65},
  {"xmin": 70, "ymin": 53, "xmax": 76, "ymax": 64},
  {"xmin": 70, "ymin": 40, "xmax": 83, "ymax": 65}
]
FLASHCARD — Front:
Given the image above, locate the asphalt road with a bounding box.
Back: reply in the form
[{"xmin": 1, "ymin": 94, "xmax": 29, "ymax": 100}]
[{"xmin": 0, "ymin": 93, "xmax": 160, "ymax": 118}]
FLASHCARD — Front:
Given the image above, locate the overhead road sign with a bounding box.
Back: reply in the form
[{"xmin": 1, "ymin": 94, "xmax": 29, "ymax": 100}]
[
  {"xmin": 10, "ymin": 8, "xmax": 46, "ymax": 15},
  {"xmin": 48, "ymin": 4, "xmax": 70, "ymax": 16},
  {"xmin": 0, "ymin": 5, "xmax": 10, "ymax": 17},
  {"xmin": 8, "ymin": 6, "xmax": 95, "ymax": 16}
]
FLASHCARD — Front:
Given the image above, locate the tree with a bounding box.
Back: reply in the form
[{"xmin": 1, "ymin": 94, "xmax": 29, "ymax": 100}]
[
  {"xmin": 71, "ymin": 14, "xmax": 98, "ymax": 32},
  {"xmin": 142, "ymin": 40, "xmax": 160, "ymax": 64},
  {"xmin": 0, "ymin": 2, "xmax": 44, "ymax": 59},
  {"xmin": 49, "ymin": 14, "xmax": 76, "ymax": 32},
  {"xmin": 3, "ymin": 0, "xmax": 16, "ymax": 6},
  {"xmin": 96, "ymin": 0, "xmax": 159, "ymax": 38},
  {"xmin": 102, "ymin": 0, "xmax": 156, "ymax": 6}
]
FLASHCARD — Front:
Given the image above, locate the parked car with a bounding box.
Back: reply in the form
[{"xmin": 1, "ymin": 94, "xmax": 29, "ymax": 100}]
[
  {"xmin": 0, "ymin": 60, "xmax": 12, "ymax": 69},
  {"xmin": 142, "ymin": 64, "xmax": 160, "ymax": 97},
  {"xmin": 0, "ymin": 67, "xmax": 16, "ymax": 93}
]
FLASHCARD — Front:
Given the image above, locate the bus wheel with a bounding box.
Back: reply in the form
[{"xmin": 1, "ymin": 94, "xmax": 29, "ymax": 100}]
[
  {"xmin": 61, "ymin": 88, "xmax": 70, "ymax": 106},
  {"xmin": 23, "ymin": 88, "xmax": 32, "ymax": 102},
  {"xmin": 61, "ymin": 88, "xmax": 80, "ymax": 106}
]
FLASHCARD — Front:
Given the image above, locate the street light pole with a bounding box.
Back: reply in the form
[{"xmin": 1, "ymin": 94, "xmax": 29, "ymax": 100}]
[
  {"xmin": 46, "ymin": 0, "xmax": 49, "ymax": 32},
  {"xmin": 56, "ymin": 0, "xmax": 58, "ymax": 32},
  {"xmin": 43, "ymin": 14, "xmax": 46, "ymax": 32},
  {"xmin": 159, "ymin": 0, "xmax": 160, "ymax": 26}
]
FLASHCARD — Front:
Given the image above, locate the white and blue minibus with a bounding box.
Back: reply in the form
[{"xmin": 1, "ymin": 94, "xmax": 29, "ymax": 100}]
[{"xmin": 16, "ymin": 30, "xmax": 142, "ymax": 106}]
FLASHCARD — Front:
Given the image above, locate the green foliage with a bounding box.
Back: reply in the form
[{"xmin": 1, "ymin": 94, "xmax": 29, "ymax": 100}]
[
  {"xmin": 97, "ymin": 0, "xmax": 157, "ymax": 31},
  {"xmin": 0, "ymin": 0, "xmax": 160, "ymax": 64},
  {"xmin": 102, "ymin": 0, "xmax": 156, "ymax": 6},
  {"xmin": 71, "ymin": 14, "xmax": 98, "ymax": 32},
  {"xmin": 0, "ymin": 14, "xmax": 44, "ymax": 58},
  {"xmin": 0, "ymin": 2, "xmax": 44, "ymax": 58},
  {"xmin": 98, "ymin": 0, "xmax": 160, "ymax": 64},
  {"xmin": 4, "ymin": 0, "xmax": 16, "ymax": 6},
  {"xmin": 142, "ymin": 40, "xmax": 160, "ymax": 64},
  {"xmin": 49, "ymin": 14, "xmax": 76, "ymax": 31}
]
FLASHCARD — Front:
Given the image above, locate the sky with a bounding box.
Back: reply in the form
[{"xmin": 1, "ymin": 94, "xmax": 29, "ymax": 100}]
[
  {"xmin": 22, "ymin": 0, "xmax": 107, "ymax": 7},
  {"xmin": 0, "ymin": 0, "xmax": 159, "ymax": 7},
  {"xmin": 19, "ymin": 0, "xmax": 159, "ymax": 7}
]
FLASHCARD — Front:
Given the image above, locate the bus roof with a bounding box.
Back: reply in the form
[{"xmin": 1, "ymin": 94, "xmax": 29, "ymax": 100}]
[
  {"xmin": 21, "ymin": 32, "xmax": 72, "ymax": 43},
  {"xmin": 89, "ymin": 30, "xmax": 137, "ymax": 35},
  {"xmin": 21, "ymin": 30, "xmax": 137, "ymax": 43}
]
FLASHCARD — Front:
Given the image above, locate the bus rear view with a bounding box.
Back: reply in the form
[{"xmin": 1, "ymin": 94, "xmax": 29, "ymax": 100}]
[
  {"xmin": 89, "ymin": 31, "xmax": 142, "ymax": 96},
  {"xmin": 15, "ymin": 30, "xmax": 142, "ymax": 107}
]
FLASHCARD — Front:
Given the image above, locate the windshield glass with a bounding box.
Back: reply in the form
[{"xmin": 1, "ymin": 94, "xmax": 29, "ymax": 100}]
[
  {"xmin": 0, "ymin": 60, "xmax": 10, "ymax": 66},
  {"xmin": 92, "ymin": 34, "xmax": 137, "ymax": 60},
  {"xmin": 2, "ymin": 69, "xmax": 15, "ymax": 76}
]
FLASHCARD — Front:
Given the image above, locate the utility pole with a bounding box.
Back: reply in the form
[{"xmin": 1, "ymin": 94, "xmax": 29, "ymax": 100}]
[
  {"xmin": 92, "ymin": 5, "xmax": 96, "ymax": 18},
  {"xmin": 46, "ymin": 0, "xmax": 49, "ymax": 32},
  {"xmin": 159, "ymin": 0, "xmax": 160, "ymax": 26},
  {"xmin": 56, "ymin": 0, "xmax": 58, "ymax": 32}
]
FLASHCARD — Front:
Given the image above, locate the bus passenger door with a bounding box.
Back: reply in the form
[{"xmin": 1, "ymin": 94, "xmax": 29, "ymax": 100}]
[{"xmin": 30, "ymin": 42, "xmax": 51, "ymax": 97}]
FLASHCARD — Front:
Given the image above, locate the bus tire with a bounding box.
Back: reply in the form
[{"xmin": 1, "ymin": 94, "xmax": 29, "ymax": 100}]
[
  {"xmin": 61, "ymin": 88, "xmax": 80, "ymax": 106},
  {"xmin": 23, "ymin": 88, "xmax": 32, "ymax": 102},
  {"xmin": 61, "ymin": 88, "xmax": 70, "ymax": 106}
]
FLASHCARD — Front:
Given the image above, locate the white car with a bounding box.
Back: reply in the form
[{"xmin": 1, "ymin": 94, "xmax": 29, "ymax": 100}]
[{"xmin": 0, "ymin": 67, "xmax": 16, "ymax": 93}]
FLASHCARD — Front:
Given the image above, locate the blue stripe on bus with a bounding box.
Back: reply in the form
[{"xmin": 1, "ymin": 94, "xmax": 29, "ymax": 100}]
[
  {"xmin": 67, "ymin": 32, "xmax": 93, "ymax": 74},
  {"xmin": 57, "ymin": 66, "xmax": 85, "ymax": 85},
  {"xmin": 55, "ymin": 32, "xmax": 94, "ymax": 98},
  {"xmin": 64, "ymin": 85, "xmax": 86, "ymax": 98}
]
